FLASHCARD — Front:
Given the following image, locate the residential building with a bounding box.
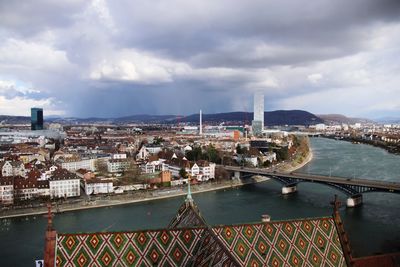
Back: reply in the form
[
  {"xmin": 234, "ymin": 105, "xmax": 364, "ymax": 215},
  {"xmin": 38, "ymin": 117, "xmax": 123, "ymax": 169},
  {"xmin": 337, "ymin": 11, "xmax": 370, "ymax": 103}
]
[
  {"xmin": 142, "ymin": 160, "xmax": 167, "ymax": 174},
  {"xmin": 159, "ymin": 170, "xmax": 171, "ymax": 183},
  {"xmin": 59, "ymin": 158, "xmax": 97, "ymax": 172},
  {"xmin": 136, "ymin": 146, "xmax": 150, "ymax": 160},
  {"xmin": 49, "ymin": 169, "xmax": 80, "ymax": 199},
  {"xmin": 0, "ymin": 161, "xmax": 25, "ymax": 177},
  {"xmin": 14, "ymin": 176, "xmax": 38, "ymax": 201},
  {"xmin": 261, "ymin": 152, "xmax": 277, "ymax": 163},
  {"xmin": 164, "ymin": 158, "xmax": 215, "ymax": 182},
  {"xmin": 0, "ymin": 161, "xmax": 13, "ymax": 177},
  {"xmin": 107, "ymin": 159, "xmax": 130, "ymax": 173},
  {"xmin": 197, "ymin": 160, "xmax": 216, "ymax": 181},
  {"xmin": 19, "ymin": 153, "xmax": 46, "ymax": 164},
  {"xmin": 37, "ymin": 180, "xmax": 50, "ymax": 197},
  {"xmin": 0, "ymin": 177, "xmax": 14, "ymax": 204},
  {"xmin": 144, "ymin": 144, "xmax": 162, "ymax": 154},
  {"xmin": 83, "ymin": 178, "xmax": 113, "ymax": 195},
  {"xmin": 112, "ymin": 153, "xmax": 127, "ymax": 159}
]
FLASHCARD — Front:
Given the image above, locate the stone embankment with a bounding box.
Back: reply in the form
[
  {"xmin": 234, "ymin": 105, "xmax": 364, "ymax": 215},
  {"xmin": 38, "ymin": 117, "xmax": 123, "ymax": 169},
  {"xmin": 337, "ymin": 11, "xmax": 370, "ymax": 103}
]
[
  {"xmin": 277, "ymin": 137, "xmax": 313, "ymax": 173},
  {"xmin": 0, "ymin": 176, "xmax": 268, "ymax": 219}
]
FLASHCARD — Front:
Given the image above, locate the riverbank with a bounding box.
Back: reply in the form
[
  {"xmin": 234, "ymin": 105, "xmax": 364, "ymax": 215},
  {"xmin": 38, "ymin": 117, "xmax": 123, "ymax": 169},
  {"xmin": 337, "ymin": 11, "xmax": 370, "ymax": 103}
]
[
  {"xmin": 322, "ymin": 135, "xmax": 400, "ymax": 155},
  {"xmin": 277, "ymin": 143, "xmax": 313, "ymax": 173},
  {"xmin": 0, "ymin": 176, "xmax": 269, "ymax": 219}
]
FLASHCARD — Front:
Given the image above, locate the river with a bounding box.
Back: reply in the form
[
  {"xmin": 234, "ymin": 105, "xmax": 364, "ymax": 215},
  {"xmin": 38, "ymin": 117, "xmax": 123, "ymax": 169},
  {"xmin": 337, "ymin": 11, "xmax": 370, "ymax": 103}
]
[{"xmin": 1, "ymin": 137, "xmax": 399, "ymax": 266}]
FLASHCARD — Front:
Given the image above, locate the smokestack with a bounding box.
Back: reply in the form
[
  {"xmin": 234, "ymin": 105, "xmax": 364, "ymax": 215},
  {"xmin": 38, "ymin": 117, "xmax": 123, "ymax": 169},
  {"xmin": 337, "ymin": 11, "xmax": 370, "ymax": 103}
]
[{"xmin": 199, "ymin": 109, "xmax": 203, "ymax": 135}]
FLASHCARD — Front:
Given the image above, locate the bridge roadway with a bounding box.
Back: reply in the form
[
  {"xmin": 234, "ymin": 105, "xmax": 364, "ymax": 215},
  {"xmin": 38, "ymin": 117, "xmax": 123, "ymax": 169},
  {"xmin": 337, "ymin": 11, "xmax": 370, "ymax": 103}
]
[{"xmin": 223, "ymin": 166, "xmax": 400, "ymax": 207}]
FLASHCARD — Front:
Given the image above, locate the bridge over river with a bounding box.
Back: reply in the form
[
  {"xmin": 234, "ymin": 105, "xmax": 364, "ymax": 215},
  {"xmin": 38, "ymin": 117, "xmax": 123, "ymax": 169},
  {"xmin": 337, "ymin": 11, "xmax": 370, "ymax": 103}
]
[{"xmin": 223, "ymin": 166, "xmax": 400, "ymax": 207}]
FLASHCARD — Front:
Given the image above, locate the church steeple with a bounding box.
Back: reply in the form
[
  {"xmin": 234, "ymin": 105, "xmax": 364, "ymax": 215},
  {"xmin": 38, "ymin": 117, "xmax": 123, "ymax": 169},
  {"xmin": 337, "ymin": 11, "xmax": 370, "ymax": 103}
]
[
  {"xmin": 186, "ymin": 176, "xmax": 193, "ymax": 203},
  {"xmin": 44, "ymin": 203, "xmax": 57, "ymax": 267}
]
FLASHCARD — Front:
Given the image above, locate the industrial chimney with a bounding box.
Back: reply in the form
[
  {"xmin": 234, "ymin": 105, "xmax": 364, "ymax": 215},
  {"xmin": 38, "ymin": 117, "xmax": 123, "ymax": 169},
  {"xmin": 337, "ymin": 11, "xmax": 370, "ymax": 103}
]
[{"xmin": 199, "ymin": 109, "xmax": 203, "ymax": 135}]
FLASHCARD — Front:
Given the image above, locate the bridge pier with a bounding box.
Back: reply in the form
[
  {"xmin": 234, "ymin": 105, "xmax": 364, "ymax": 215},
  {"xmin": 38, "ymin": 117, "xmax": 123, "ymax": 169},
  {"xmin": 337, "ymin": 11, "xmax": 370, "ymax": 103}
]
[
  {"xmin": 233, "ymin": 171, "xmax": 241, "ymax": 180},
  {"xmin": 346, "ymin": 194, "xmax": 363, "ymax": 207},
  {"xmin": 282, "ymin": 185, "xmax": 297, "ymax": 195}
]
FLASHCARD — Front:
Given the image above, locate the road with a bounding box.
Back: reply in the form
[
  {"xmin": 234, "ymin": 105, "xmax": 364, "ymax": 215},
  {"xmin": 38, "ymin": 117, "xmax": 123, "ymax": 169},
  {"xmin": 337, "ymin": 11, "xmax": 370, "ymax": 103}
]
[{"xmin": 224, "ymin": 166, "xmax": 400, "ymax": 192}]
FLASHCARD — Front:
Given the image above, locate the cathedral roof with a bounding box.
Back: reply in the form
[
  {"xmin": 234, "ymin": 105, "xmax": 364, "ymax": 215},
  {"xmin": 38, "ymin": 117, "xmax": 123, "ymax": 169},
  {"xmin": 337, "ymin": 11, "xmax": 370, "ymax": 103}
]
[
  {"xmin": 46, "ymin": 194, "xmax": 349, "ymax": 267},
  {"xmin": 52, "ymin": 216, "xmax": 347, "ymax": 267},
  {"xmin": 168, "ymin": 199, "xmax": 207, "ymax": 229}
]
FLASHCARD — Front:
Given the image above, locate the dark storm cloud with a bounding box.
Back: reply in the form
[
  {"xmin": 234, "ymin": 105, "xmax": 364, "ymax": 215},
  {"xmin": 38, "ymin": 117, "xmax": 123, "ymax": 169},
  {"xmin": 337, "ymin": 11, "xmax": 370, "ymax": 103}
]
[
  {"xmin": 109, "ymin": 0, "xmax": 400, "ymax": 67},
  {"xmin": 67, "ymin": 81, "xmax": 255, "ymax": 117},
  {"xmin": 0, "ymin": 1, "xmax": 87, "ymax": 38},
  {"xmin": 0, "ymin": 0, "xmax": 400, "ymax": 117}
]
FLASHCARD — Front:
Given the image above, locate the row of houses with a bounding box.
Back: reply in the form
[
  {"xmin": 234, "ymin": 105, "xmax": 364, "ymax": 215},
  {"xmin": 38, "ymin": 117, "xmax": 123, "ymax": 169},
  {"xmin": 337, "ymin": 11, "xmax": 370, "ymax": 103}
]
[
  {"xmin": 141, "ymin": 153, "xmax": 216, "ymax": 182},
  {"xmin": 0, "ymin": 168, "xmax": 81, "ymax": 205},
  {"xmin": 55, "ymin": 154, "xmax": 132, "ymax": 174}
]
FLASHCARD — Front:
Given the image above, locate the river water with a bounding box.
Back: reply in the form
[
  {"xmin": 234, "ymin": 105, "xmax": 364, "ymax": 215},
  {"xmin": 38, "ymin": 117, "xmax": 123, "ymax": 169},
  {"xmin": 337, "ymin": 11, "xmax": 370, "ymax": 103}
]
[{"xmin": 1, "ymin": 137, "xmax": 400, "ymax": 266}]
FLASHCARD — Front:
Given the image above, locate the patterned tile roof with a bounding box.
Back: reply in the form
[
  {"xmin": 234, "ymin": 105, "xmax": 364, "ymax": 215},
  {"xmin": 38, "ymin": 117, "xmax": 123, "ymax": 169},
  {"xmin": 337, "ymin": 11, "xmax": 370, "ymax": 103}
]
[
  {"xmin": 212, "ymin": 218, "xmax": 347, "ymax": 267},
  {"xmin": 56, "ymin": 229, "xmax": 206, "ymax": 267},
  {"xmin": 50, "ymin": 198, "xmax": 348, "ymax": 267},
  {"xmin": 54, "ymin": 218, "xmax": 346, "ymax": 267},
  {"xmin": 168, "ymin": 200, "xmax": 207, "ymax": 229},
  {"xmin": 189, "ymin": 228, "xmax": 239, "ymax": 267}
]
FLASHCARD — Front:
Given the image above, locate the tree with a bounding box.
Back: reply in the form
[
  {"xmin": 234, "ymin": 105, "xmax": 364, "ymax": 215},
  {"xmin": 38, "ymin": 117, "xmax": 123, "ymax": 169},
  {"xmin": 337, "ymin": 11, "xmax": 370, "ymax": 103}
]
[
  {"xmin": 94, "ymin": 159, "xmax": 108, "ymax": 175},
  {"xmin": 275, "ymin": 147, "xmax": 289, "ymax": 161},
  {"xmin": 214, "ymin": 166, "xmax": 230, "ymax": 181},
  {"xmin": 153, "ymin": 136, "xmax": 164, "ymax": 145},
  {"xmin": 263, "ymin": 160, "xmax": 271, "ymax": 167},
  {"xmin": 186, "ymin": 147, "xmax": 202, "ymax": 161},
  {"xmin": 205, "ymin": 145, "xmax": 221, "ymax": 163},
  {"xmin": 179, "ymin": 168, "xmax": 188, "ymax": 178}
]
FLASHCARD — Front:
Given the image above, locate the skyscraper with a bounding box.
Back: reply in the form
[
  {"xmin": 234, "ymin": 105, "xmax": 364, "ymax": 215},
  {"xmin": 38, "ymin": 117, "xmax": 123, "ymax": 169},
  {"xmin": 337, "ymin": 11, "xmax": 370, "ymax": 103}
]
[
  {"xmin": 31, "ymin": 108, "xmax": 44, "ymax": 130},
  {"xmin": 252, "ymin": 92, "xmax": 264, "ymax": 135}
]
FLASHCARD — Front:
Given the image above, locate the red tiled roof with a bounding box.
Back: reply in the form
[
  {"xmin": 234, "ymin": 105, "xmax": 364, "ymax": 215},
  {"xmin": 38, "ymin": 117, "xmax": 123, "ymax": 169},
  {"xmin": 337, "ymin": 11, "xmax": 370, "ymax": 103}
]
[
  {"xmin": 50, "ymin": 169, "xmax": 79, "ymax": 181},
  {"xmin": 14, "ymin": 176, "xmax": 37, "ymax": 189}
]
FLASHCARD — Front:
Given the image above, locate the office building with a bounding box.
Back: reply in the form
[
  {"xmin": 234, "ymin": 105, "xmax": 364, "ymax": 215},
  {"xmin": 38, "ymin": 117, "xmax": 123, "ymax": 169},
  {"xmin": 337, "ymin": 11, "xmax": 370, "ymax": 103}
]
[
  {"xmin": 31, "ymin": 108, "xmax": 44, "ymax": 130},
  {"xmin": 252, "ymin": 93, "xmax": 264, "ymax": 135}
]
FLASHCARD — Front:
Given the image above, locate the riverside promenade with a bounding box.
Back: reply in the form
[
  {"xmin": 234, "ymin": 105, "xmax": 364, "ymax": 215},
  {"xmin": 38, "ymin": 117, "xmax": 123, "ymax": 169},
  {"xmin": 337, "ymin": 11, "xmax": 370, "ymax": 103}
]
[
  {"xmin": 1, "ymin": 143, "xmax": 313, "ymax": 219},
  {"xmin": 0, "ymin": 176, "xmax": 269, "ymax": 219}
]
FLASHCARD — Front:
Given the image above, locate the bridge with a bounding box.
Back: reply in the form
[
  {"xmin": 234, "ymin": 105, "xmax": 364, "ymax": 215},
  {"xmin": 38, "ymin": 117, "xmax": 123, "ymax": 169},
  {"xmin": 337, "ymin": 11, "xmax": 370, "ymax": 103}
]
[{"xmin": 223, "ymin": 166, "xmax": 400, "ymax": 207}]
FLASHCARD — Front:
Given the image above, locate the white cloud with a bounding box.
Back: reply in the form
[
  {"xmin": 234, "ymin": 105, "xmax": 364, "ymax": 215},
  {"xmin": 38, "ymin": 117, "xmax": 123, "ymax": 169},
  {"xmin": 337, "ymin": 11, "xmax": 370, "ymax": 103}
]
[
  {"xmin": 84, "ymin": 0, "xmax": 116, "ymax": 33},
  {"xmin": 307, "ymin": 73, "xmax": 323, "ymax": 84},
  {"xmin": 0, "ymin": 38, "xmax": 72, "ymax": 71},
  {"xmin": 0, "ymin": 79, "xmax": 39, "ymax": 95},
  {"xmin": 0, "ymin": 96, "xmax": 65, "ymax": 116},
  {"xmin": 89, "ymin": 49, "xmax": 191, "ymax": 84}
]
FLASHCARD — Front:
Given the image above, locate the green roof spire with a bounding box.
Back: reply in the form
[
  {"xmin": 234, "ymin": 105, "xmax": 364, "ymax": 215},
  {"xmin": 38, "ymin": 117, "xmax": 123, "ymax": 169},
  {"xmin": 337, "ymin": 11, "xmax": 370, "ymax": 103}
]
[{"xmin": 186, "ymin": 177, "xmax": 193, "ymax": 202}]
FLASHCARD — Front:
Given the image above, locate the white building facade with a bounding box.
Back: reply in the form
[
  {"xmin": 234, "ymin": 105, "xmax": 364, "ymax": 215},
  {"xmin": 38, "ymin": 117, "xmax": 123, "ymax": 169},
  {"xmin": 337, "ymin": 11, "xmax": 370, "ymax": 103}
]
[
  {"xmin": 0, "ymin": 179, "xmax": 14, "ymax": 204},
  {"xmin": 252, "ymin": 92, "xmax": 264, "ymax": 135},
  {"xmin": 84, "ymin": 180, "xmax": 113, "ymax": 195},
  {"xmin": 49, "ymin": 170, "xmax": 81, "ymax": 199}
]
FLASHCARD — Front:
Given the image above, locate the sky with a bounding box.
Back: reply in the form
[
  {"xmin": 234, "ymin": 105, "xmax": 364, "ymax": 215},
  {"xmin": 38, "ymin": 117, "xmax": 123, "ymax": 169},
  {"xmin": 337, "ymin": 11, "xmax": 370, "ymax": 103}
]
[{"xmin": 0, "ymin": 0, "xmax": 400, "ymax": 119}]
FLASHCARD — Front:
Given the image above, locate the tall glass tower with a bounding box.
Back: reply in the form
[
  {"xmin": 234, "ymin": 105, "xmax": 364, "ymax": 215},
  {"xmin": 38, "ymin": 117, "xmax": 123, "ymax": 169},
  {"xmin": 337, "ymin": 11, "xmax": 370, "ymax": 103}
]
[
  {"xmin": 31, "ymin": 108, "xmax": 44, "ymax": 130},
  {"xmin": 252, "ymin": 93, "xmax": 264, "ymax": 135}
]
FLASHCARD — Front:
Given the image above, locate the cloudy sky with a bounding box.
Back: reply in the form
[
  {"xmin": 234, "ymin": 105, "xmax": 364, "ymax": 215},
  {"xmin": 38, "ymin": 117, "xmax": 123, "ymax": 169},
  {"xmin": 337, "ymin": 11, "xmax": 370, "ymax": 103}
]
[{"xmin": 1, "ymin": 0, "xmax": 400, "ymax": 118}]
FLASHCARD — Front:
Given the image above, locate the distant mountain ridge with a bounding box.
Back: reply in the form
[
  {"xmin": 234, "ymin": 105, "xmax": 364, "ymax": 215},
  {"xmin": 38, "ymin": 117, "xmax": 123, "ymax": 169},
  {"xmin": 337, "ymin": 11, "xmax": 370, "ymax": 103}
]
[
  {"xmin": 0, "ymin": 115, "xmax": 30, "ymax": 125},
  {"xmin": 180, "ymin": 110, "xmax": 323, "ymax": 125},
  {"xmin": 1, "ymin": 110, "xmax": 323, "ymax": 126},
  {"xmin": 375, "ymin": 117, "xmax": 400, "ymax": 124}
]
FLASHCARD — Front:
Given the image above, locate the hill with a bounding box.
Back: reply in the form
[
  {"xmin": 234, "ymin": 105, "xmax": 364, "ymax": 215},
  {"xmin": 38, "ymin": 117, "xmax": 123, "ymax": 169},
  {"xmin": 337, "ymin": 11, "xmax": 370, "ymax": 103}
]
[
  {"xmin": 180, "ymin": 110, "xmax": 323, "ymax": 125},
  {"xmin": 0, "ymin": 110, "xmax": 323, "ymax": 126},
  {"xmin": 0, "ymin": 115, "xmax": 30, "ymax": 125}
]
